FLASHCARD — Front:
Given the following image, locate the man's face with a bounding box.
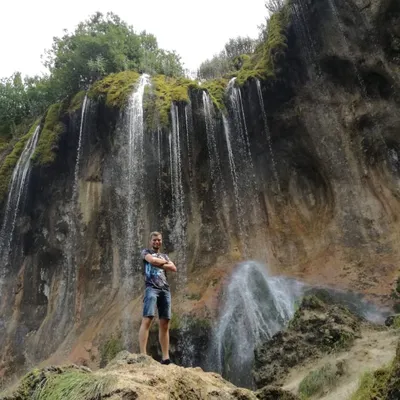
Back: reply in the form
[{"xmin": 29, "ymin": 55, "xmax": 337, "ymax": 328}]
[{"xmin": 150, "ymin": 235, "xmax": 162, "ymax": 251}]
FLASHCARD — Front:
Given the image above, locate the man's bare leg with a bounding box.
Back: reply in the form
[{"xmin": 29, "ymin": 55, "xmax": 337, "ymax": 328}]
[
  {"xmin": 139, "ymin": 317, "xmax": 153, "ymax": 354},
  {"xmin": 159, "ymin": 318, "xmax": 170, "ymax": 361}
]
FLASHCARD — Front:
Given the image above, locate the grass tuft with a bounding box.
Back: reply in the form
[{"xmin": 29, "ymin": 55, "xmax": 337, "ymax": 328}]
[{"xmin": 298, "ymin": 363, "xmax": 342, "ymax": 399}]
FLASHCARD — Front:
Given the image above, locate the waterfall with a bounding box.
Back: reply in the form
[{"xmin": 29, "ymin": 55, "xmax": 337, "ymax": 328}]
[
  {"xmin": 170, "ymin": 104, "xmax": 187, "ymax": 271},
  {"xmin": 227, "ymin": 78, "xmax": 253, "ymax": 166},
  {"xmin": 170, "ymin": 103, "xmax": 194, "ymax": 365},
  {"xmin": 222, "ymin": 115, "xmax": 246, "ymax": 246},
  {"xmin": 157, "ymin": 126, "xmax": 163, "ymax": 221},
  {"xmin": 72, "ymin": 94, "xmax": 88, "ymax": 203},
  {"xmin": 256, "ymin": 79, "xmax": 281, "ymax": 192},
  {"xmin": 0, "ymin": 125, "xmax": 41, "ymax": 269},
  {"xmin": 184, "ymin": 102, "xmax": 194, "ymax": 188},
  {"xmin": 291, "ymin": 0, "xmax": 320, "ymax": 77},
  {"xmin": 202, "ymin": 92, "xmax": 229, "ymax": 226},
  {"xmin": 225, "ymin": 79, "xmax": 268, "ymax": 258},
  {"xmin": 209, "ymin": 261, "xmax": 304, "ymax": 388},
  {"xmin": 123, "ymin": 74, "xmax": 150, "ymax": 277}
]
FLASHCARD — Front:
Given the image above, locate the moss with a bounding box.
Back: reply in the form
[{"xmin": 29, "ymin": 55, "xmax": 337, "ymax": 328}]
[
  {"xmin": 201, "ymin": 78, "xmax": 228, "ymax": 110},
  {"xmin": 32, "ymin": 103, "xmax": 65, "ymax": 166},
  {"xmin": 68, "ymin": 90, "xmax": 86, "ymax": 114},
  {"xmin": 392, "ymin": 315, "xmax": 400, "ymax": 329},
  {"xmin": 236, "ymin": 5, "xmax": 291, "ymax": 86},
  {"xmin": 100, "ymin": 336, "xmax": 123, "ymax": 367},
  {"xmin": 298, "ymin": 363, "xmax": 341, "ymax": 399},
  {"xmin": 145, "ymin": 75, "xmax": 197, "ymax": 129},
  {"xmin": 0, "ymin": 120, "xmax": 40, "ymax": 203},
  {"xmin": 88, "ymin": 70, "xmax": 140, "ymax": 108},
  {"xmin": 350, "ymin": 367, "xmax": 392, "ymax": 400},
  {"xmin": 15, "ymin": 368, "xmax": 43, "ymax": 399}
]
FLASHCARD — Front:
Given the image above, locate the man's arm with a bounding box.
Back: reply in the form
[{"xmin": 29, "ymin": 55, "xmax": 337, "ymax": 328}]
[
  {"xmin": 144, "ymin": 254, "xmax": 168, "ymax": 267},
  {"xmin": 163, "ymin": 261, "xmax": 177, "ymax": 272}
]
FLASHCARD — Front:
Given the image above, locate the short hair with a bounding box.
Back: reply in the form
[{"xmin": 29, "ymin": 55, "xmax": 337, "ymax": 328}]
[{"xmin": 149, "ymin": 231, "xmax": 162, "ymax": 240}]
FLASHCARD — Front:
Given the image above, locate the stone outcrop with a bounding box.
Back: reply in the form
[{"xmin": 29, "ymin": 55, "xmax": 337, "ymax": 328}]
[
  {"xmin": 253, "ymin": 294, "xmax": 367, "ymax": 388},
  {"xmin": 1, "ymin": 352, "xmax": 296, "ymax": 400}
]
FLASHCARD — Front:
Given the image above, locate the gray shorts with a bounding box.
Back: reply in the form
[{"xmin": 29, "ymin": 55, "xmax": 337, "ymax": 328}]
[{"xmin": 143, "ymin": 286, "xmax": 171, "ymax": 320}]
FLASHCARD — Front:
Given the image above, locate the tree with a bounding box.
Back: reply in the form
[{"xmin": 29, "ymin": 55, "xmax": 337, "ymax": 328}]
[
  {"xmin": 225, "ymin": 37, "xmax": 257, "ymax": 60},
  {"xmin": 43, "ymin": 12, "xmax": 184, "ymax": 97},
  {"xmin": 197, "ymin": 37, "xmax": 257, "ymax": 80},
  {"xmin": 0, "ymin": 73, "xmax": 29, "ymax": 137},
  {"xmin": 265, "ymin": 0, "xmax": 284, "ymax": 13}
]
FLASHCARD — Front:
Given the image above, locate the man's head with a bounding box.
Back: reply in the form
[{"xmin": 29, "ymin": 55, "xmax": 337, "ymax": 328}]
[{"xmin": 149, "ymin": 231, "xmax": 162, "ymax": 251}]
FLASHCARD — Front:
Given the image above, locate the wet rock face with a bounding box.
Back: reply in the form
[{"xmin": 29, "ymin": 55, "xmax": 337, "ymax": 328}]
[
  {"xmin": 1, "ymin": 0, "xmax": 400, "ymax": 385},
  {"xmin": 253, "ymin": 294, "xmax": 365, "ymax": 388}
]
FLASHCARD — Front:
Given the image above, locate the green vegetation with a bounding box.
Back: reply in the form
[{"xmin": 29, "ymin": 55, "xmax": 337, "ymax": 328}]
[
  {"xmin": 202, "ymin": 78, "xmax": 229, "ymax": 110},
  {"xmin": 32, "ymin": 103, "xmax": 65, "ymax": 166},
  {"xmin": 1, "ymin": 12, "xmax": 184, "ymax": 140},
  {"xmin": 100, "ymin": 336, "xmax": 123, "ymax": 366},
  {"xmin": 68, "ymin": 91, "xmax": 86, "ymax": 114},
  {"xmin": 198, "ymin": 36, "xmax": 258, "ymax": 80},
  {"xmin": 236, "ymin": 5, "xmax": 291, "ymax": 85},
  {"xmin": 391, "ymin": 276, "xmax": 400, "ymax": 313},
  {"xmin": 392, "ymin": 315, "xmax": 400, "ymax": 329},
  {"xmin": 145, "ymin": 75, "xmax": 197, "ymax": 128},
  {"xmin": 0, "ymin": 120, "xmax": 40, "ymax": 203},
  {"xmin": 298, "ymin": 363, "xmax": 343, "ymax": 399},
  {"xmin": 34, "ymin": 369, "xmax": 112, "ymax": 400},
  {"xmin": 12, "ymin": 366, "xmax": 113, "ymax": 400},
  {"xmin": 196, "ymin": 1, "xmax": 291, "ymax": 86},
  {"xmin": 350, "ymin": 367, "xmax": 392, "ymax": 400},
  {"xmin": 89, "ymin": 70, "xmax": 140, "ymax": 108}
]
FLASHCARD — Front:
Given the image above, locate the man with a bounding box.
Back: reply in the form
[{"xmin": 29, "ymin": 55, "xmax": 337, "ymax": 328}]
[{"xmin": 138, "ymin": 231, "xmax": 177, "ymax": 365}]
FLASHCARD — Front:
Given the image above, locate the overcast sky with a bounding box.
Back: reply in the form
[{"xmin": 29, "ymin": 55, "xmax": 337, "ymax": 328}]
[{"xmin": 0, "ymin": 0, "xmax": 267, "ymax": 78}]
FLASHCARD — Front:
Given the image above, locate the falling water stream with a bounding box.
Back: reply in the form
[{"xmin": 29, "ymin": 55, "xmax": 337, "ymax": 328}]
[
  {"xmin": 170, "ymin": 104, "xmax": 187, "ymax": 272},
  {"xmin": 222, "ymin": 115, "xmax": 246, "ymax": 248},
  {"xmin": 202, "ymin": 91, "xmax": 230, "ymax": 229},
  {"xmin": 210, "ymin": 261, "xmax": 304, "ymax": 388},
  {"xmin": 0, "ymin": 125, "xmax": 41, "ymax": 271},
  {"xmin": 123, "ymin": 74, "xmax": 150, "ymax": 278},
  {"xmin": 256, "ymin": 79, "xmax": 281, "ymax": 192}
]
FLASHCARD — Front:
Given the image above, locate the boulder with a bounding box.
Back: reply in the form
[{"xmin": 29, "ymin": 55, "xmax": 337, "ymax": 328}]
[{"xmin": 253, "ymin": 294, "xmax": 365, "ymax": 388}]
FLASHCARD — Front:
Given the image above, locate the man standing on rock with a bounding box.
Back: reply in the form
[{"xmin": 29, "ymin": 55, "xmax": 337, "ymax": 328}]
[{"xmin": 138, "ymin": 231, "xmax": 177, "ymax": 365}]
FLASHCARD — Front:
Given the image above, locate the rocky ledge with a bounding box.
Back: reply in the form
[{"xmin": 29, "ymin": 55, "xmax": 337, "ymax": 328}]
[
  {"xmin": 253, "ymin": 292, "xmax": 371, "ymax": 388},
  {"xmin": 1, "ymin": 352, "xmax": 297, "ymax": 400}
]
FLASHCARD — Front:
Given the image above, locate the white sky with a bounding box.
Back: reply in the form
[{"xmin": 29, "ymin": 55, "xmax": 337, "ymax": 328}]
[{"xmin": 0, "ymin": 0, "xmax": 267, "ymax": 78}]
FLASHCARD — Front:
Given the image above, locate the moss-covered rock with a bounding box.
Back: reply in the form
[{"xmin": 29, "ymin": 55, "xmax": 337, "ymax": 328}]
[
  {"xmin": 68, "ymin": 90, "xmax": 86, "ymax": 114},
  {"xmin": 253, "ymin": 294, "xmax": 364, "ymax": 388},
  {"xmin": 2, "ymin": 365, "xmax": 112, "ymax": 400},
  {"xmin": 2, "ymin": 354, "xmax": 258, "ymax": 399},
  {"xmin": 0, "ymin": 120, "xmax": 40, "ymax": 203},
  {"xmin": 201, "ymin": 78, "xmax": 229, "ymax": 110},
  {"xmin": 145, "ymin": 75, "xmax": 197, "ymax": 129},
  {"xmin": 88, "ymin": 70, "xmax": 140, "ymax": 109},
  {"xmin": 236, "ymin": 5, "xmax": 291, "ymax": 85},
  {"xmin": 31, "ymin": 103, "xmax": 65, "ymax": 166}
]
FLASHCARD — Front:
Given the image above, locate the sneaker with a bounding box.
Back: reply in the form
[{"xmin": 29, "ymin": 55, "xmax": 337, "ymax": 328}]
[{"xmin": 160, "ymin": 358, "xmax": 171, "ymax": 365}]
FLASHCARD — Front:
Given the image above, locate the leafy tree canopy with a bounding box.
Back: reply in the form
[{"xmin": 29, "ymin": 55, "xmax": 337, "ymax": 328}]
[
  {"xmin": 0, "ymin": 11, "xmax": 184, "ymax": 138},
  {"xmin": 197, "ymin": 36, "xmax": 259, "ymax": 81}
]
